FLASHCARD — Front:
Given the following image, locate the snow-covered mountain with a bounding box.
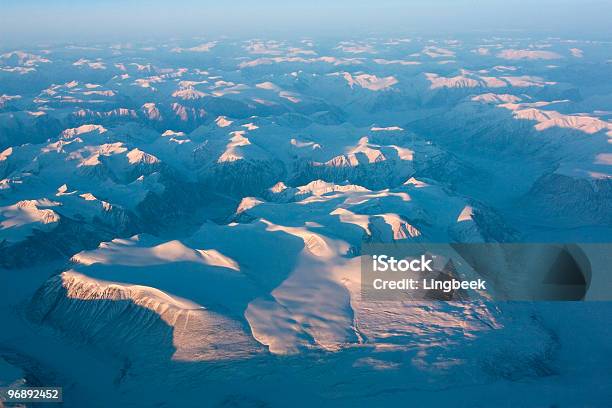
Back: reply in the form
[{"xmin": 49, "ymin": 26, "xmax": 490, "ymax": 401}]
[{"xmin": 0, "ymin": 35, "xmax": 611, "ymax": 407}]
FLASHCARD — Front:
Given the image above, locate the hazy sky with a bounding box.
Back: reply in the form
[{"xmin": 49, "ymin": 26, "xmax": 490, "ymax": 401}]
[{"xmin": 2, "ymin": 0, "xmax": 611, "ymax": 45}]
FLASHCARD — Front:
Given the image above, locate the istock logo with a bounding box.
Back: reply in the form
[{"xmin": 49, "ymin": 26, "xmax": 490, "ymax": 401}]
[{"xmin": 372, "ymin": 254, "xmax": 433, "ymax": 272}]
